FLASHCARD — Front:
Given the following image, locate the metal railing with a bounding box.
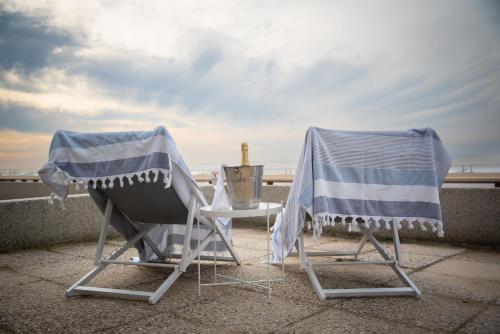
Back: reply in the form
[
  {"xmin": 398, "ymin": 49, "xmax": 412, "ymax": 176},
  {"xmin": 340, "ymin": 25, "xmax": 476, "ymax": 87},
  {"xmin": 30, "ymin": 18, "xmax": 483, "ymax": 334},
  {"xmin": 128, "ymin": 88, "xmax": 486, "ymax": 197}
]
[
  {"xmin": 450, "ymin": 164, "xmax": 500, "ymax": 173},
  {"xmin": 2, "ymin": 173, "xmax": 499, "ymax": 187}
]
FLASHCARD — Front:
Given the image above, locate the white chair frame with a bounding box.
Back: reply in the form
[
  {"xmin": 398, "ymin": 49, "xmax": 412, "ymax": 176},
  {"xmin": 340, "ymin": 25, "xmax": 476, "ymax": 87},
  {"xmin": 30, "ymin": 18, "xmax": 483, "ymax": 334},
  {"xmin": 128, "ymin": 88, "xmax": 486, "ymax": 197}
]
[
  {"xmin": 66, "ymin": 186, "xmax": 241, "ymax": 305},
  {"xmin": 294, "ymin": 221, "xmax": 421, "ymax": 300}
]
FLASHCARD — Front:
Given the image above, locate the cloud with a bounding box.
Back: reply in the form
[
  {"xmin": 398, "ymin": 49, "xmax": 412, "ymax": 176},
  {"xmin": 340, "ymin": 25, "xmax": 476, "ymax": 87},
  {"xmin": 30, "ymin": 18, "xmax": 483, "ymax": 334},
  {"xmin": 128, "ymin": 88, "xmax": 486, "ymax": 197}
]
[
  {"xmin": 1, "ymin": 0, "xmax": 500, "ymax": 170},
  {"xmin": 0, "ymin": 101, "xmax": 124, "ymax": 133},
  {"xmin": 64, "ymin": 45, "xmax": 285, "ymax": 123},
  {"xmin": 192, "ymin": 47, "xmax": 224, "ymax": 74},
  {"xmin": 0, "ymin": 98, "xmax": 192, "ymax": 134},
  {"xmin": 0, "ymin": 6, "xmax": 78, "ymax": 73}
]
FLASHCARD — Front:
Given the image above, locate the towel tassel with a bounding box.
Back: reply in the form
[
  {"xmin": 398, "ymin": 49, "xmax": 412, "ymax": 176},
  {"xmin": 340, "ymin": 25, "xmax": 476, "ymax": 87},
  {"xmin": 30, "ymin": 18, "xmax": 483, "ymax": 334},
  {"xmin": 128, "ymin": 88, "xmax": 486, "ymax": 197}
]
[
  {"xmin": 164, "ymin": 170, "xmax": 172, "ymax": 188},
  {"xmin": 419, "ymin": 221, "xmax": 427, "ymax": 231},
  {"xmin": 48, "ymin": 193, "xmax": 55, "ymax": 205},
  {"xmin": 437, "ymin": 222, "xmax": 445, "ymax": 238},
  {"xmin": 431, "ymin": 221, "xmax": 438, "ymax": 233}
]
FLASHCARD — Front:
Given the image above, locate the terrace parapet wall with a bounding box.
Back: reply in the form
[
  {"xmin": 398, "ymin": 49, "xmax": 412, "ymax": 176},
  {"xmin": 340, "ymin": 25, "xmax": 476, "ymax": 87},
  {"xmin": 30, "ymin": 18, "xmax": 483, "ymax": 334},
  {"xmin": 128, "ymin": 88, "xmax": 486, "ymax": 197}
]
[{"xmin": 0, "ymin": 185, "xmax": 499, "ymax": 252}]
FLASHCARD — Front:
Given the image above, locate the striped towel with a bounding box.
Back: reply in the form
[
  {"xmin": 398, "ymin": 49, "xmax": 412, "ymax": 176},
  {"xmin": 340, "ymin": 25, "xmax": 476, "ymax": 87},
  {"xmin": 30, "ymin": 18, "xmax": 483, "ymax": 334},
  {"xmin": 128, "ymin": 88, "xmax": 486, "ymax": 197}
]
[
  {"xmin": 38, "ymin": 126, "xmax": 175, "ymax": 200},
  {"xmin": 271, "ymin": 127, "xmax": 451, "ymax": 263},
  {"xmin": 39, "ymin": 126, "xmax": 232, "ymax": 261}
]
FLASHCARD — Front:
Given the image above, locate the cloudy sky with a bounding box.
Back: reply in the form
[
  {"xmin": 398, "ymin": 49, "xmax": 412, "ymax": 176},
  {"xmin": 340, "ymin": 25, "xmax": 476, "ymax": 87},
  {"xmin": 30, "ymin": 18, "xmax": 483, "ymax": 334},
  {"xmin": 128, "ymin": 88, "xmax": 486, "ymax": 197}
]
[{"xmin": 1, "ymin": 0, "xmax": 499, "ymax": 172}]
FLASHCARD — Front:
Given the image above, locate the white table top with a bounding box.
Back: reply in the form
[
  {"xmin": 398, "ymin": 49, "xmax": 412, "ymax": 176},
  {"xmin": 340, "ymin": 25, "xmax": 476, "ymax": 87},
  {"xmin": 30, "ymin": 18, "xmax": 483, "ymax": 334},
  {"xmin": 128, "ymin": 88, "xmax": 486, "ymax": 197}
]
[{"xmin": 200, "ymin": 202, "xmax": 282, "ymax": 218}]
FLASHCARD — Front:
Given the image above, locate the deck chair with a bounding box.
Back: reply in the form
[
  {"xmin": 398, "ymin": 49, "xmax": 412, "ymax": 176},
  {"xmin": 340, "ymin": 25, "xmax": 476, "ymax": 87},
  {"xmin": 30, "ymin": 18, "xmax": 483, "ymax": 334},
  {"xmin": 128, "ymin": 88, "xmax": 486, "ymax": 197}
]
[
  {"xmin": 38, "ymin": 126, "xmax": 241, "ymax": 304},
  {"xmin": 293, "ymin": 217, "xmax": 421, "ymax": 300},
  {"xmin": 272, "ymin": 126, "xmax": 451, "ymax": 300},
  {"xmin": 65, "ymin": 170, "xmax": 241, "ymax": 304}
]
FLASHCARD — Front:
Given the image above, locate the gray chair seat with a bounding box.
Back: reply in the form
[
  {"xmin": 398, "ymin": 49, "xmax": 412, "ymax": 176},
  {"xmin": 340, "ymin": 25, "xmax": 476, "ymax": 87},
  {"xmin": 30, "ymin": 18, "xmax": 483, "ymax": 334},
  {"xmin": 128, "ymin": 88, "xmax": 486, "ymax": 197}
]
[{"xmin": 101, "ymin": 172, "xmax": 188, "ymax": 225}]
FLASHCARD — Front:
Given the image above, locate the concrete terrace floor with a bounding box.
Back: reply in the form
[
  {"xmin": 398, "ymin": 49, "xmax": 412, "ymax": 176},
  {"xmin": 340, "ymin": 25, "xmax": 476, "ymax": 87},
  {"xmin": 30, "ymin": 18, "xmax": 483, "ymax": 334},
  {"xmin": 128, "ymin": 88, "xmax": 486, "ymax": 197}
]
[{"xmin": 1, "ymin": 227, "xmax": 499, "ymax": 334}]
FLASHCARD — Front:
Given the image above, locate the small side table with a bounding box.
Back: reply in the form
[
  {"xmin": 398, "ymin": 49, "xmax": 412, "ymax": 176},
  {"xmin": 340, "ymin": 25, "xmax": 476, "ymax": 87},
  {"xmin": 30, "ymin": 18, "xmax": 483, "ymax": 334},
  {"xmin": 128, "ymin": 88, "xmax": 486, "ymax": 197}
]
[{"xmin": 198, "ymin": 202, "xmax": 284, "ymax": 302}]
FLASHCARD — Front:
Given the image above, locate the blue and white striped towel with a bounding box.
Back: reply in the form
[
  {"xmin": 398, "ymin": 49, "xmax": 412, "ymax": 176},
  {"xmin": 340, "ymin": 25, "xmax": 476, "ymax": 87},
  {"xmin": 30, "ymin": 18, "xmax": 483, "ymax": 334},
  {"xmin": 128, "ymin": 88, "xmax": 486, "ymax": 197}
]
[
  {"xmin": 38, "ymin": 126, "xmax": 175, "ymax": 199},
  {"xmin": 39, "ymin": 126, "xmax": 232, "ymax": 261},
  {"xmin": 271, "ymin": 127, "xmax": 452, "ymax": 263}
]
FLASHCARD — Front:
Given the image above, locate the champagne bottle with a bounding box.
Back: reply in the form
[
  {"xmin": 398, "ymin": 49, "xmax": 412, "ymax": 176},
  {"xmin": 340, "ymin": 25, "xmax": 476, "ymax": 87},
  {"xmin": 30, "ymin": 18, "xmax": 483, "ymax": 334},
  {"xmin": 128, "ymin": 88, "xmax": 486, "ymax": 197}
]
[{"xmin": 241, "ymin": 142, "xmax": 250, "ymax": 166}]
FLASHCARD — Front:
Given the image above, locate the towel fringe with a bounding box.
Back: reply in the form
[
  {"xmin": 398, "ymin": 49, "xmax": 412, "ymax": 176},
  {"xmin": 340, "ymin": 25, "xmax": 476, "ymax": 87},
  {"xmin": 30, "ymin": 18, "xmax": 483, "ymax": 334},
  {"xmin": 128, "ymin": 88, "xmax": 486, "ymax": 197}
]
[
  {"xmin": 164, "ymin": 169, "xmax": 172, "ymax": 188},
  {"xmin": 419, "ymin": 221, "xmax": 427, "ymax": 231},
  {"xmin": 60, "ymin": 168, "xmax": 173, "ymax": 193},
  {"xmin": 310, "ymin": 213, "xmax": 445, "ymax": 241},
  {"xmin": 48, "ymin": 193, "xmax": 55, "ymax": 205}
]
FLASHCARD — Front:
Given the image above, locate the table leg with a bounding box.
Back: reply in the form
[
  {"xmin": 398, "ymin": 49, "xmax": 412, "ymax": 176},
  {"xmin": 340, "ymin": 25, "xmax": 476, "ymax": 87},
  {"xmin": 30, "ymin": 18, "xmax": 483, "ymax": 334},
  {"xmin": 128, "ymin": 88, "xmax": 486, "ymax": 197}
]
[
  {"xmin": 197, "ymin": 205, "xmax": 201, "ymax": 296},
  {"xmin": 213, "ymin": 219, "xmax": 217, "ymax": 283},
  {"xmin": 266, "ymin": 203, "xmax": 271, "ymax": 303},
  {"xmin": 281, "ymin": 201, "xmax": 285, "ymax": 284}
]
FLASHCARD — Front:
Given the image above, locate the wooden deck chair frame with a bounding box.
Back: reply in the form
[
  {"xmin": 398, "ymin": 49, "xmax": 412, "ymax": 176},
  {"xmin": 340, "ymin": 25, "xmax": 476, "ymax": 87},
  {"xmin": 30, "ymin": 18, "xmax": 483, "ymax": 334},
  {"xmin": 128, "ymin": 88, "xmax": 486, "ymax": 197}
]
[
  {"xmin": 66, "ymin": 182, "xmax": 241, "ymax": 305},
  {"xmin": 292, "ymin": 222, "xmax": 421, "ymax": 300}
]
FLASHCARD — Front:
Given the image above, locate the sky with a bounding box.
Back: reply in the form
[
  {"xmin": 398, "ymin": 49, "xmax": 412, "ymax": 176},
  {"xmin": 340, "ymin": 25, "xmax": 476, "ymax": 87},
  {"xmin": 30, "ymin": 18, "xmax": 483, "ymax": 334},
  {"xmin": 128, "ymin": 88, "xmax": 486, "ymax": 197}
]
[{"xmin": 0, "ymin": 0, "xmax": 499, "ymax": 173}]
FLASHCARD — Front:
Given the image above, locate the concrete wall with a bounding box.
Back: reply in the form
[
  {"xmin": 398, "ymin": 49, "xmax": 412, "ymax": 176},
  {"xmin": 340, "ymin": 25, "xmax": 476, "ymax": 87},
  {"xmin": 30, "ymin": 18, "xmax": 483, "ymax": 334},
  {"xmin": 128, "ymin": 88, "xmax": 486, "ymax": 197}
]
[
  {"xmin": 1, "ymin": 185, "xmax": 499, "ymax": 252},
  {"xmin": 0, "ymin": 195, "xmax": 120, "ymax": 251},
  {"xmin": 0, "ymin": 182, "xmax": 86, "ymax": 200}
]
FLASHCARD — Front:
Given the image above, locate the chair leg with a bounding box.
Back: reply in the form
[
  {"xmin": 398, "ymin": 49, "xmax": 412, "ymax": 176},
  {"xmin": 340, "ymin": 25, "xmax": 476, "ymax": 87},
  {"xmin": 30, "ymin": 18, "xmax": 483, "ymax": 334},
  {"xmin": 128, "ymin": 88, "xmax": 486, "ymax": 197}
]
[
  {"xmin": 67, "ymin": 191, "xmax": 242, "ymax": 304},
  {"xmin": 354, "ymin": 234, "xmax": 368, "ymax": 260},
  {"xmin": 67, "ymin": 233, "xmax": 184, "ymax": 302},
  {"xmin": 140, "ymin": 228, "xmax": 165, "ymax": 259},
  {"xmin": 149, "ymin": 219, "xmax": 217, "ymax": 304},
  {"xmin": 392, "ymin": 220, "xmax": 402, "ymax": 266},
  {"xmin": 148, "ymin": 269, "xmax": 183, "ymax": 304},
  {"xmin": 180, "ymin": 196, "xmax": 196, "ymax": 272},
  {"xmin": 305, "ymin": 262, "xmax": 326, "ymax": 300},
  {"xmin": 66, "ymin": 265, "xmax": 106, "ymax": 296},
  {"xmin": 125, "ymin": 218, "xmax": 164, "ymax": 260},
  {"xmin": 298, "ymin": 232, "xmax": 306, "ymax": 270},
  {"xmin": 66, "ymin": 224, "xmax": 157, "ymax": 298},
  {"xmin": 365, "ymin": 231, "xmax": 421, "ymax": 298},
  {"xmin": 300, "ymin": 228, "xmax": 421, "ymax": 300},
  {"xmin": 94, "ymin": 199, "xmax": 113, "ymax": 265}
]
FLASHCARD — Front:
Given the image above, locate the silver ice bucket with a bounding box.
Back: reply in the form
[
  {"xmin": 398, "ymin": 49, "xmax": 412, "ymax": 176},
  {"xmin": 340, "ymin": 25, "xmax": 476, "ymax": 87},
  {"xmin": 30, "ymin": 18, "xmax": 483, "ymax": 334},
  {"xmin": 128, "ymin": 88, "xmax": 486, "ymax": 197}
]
[{"xmin": 224, "ymin": 165, "xmax": 263, "ymax": 210}]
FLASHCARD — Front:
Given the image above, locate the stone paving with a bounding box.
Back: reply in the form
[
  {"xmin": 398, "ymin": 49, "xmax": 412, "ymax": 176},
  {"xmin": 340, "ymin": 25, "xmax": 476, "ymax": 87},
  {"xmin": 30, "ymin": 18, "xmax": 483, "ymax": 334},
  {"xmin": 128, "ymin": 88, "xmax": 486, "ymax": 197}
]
[{"xmin": 0, "ymin": 227, "xmax": 499, "ymax": 333}]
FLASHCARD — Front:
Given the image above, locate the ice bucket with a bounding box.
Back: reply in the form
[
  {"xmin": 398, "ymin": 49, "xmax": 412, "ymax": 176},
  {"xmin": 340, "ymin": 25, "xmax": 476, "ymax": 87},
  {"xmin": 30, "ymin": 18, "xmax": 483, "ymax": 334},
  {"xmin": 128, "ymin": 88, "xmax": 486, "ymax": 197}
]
[{"xmin": 224, "ymin": 165, "xmax": 264, "ymax": 210}]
